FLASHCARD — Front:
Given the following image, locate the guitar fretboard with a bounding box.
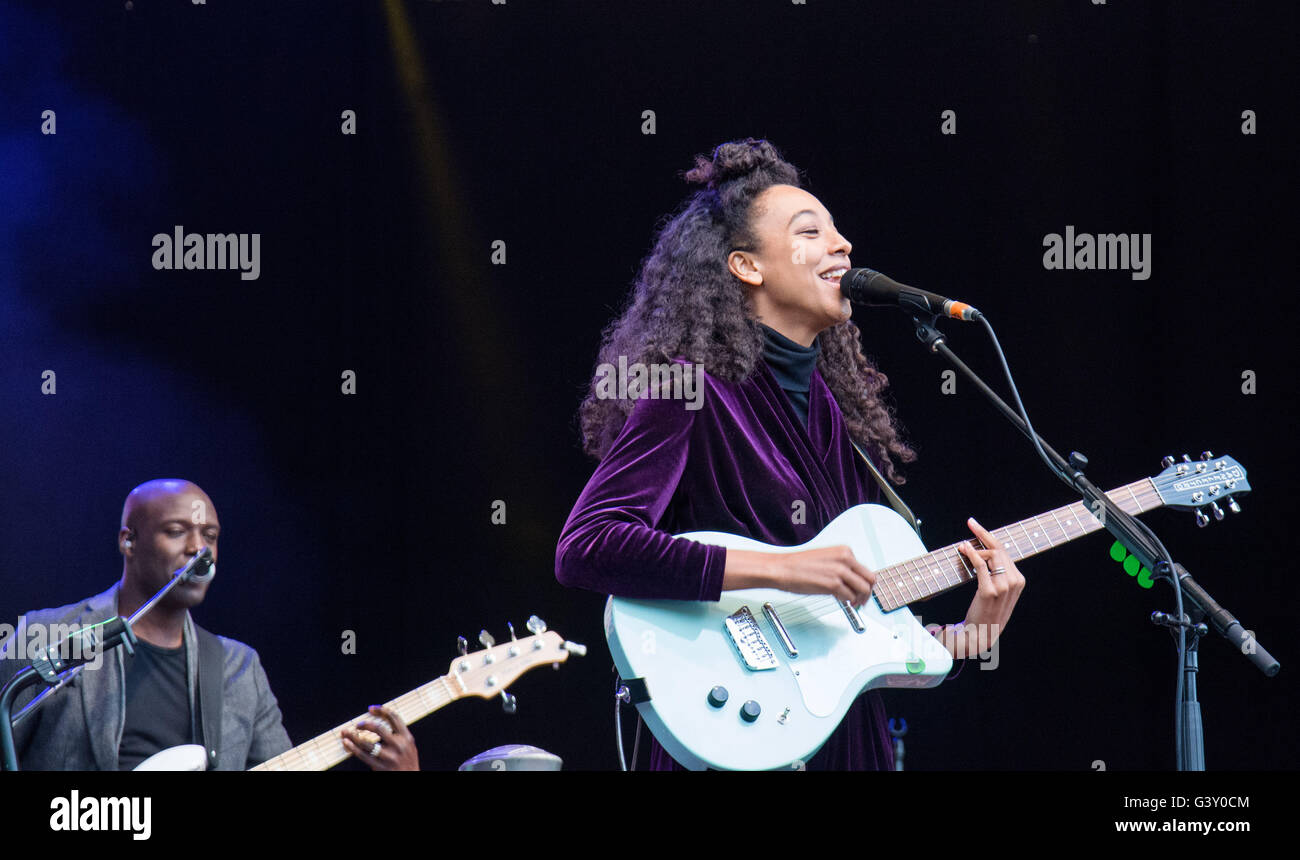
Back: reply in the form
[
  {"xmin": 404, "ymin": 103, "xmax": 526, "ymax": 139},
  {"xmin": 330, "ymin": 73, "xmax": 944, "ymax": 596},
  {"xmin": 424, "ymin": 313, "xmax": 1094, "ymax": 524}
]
[
  {"xmin": 250, "ymin": 674, "xmax": 463, "ymax": 771},
  {"xmin": 872, "ymin": 478, "xmax": 1159, "ymax": 612}
]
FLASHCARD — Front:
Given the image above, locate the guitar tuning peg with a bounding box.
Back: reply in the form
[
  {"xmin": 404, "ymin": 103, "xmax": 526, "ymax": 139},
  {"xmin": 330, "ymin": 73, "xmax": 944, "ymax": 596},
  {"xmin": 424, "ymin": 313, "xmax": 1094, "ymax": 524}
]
[
  {"xmin": 479, "ymin": 630, "xmax": 495, "ymax": 648},
  {"xmin": 526, "ymin": 615, "xmax": 547, "ymax": 635},
  {"xmin": 1161, "ymin": 455, "xmax": 1175, "ymax": 469},
  {"xmin": 507, "ymin": 621, "xmax": 517, "ymax": 642},
  {"xmin": 1200, "ymin": 450, "xmax": 1214, "ymax": 461},
  {"xmin": 1182, "ymin": 454, "xmax": 1193, "ymax": 463},
  {"xmin": 1227, "ymin": 496, "xmax": 1242, "ymax": 514},
  {"xmin": 501, "ymin": 691, "xmax": 517, "ymax": 714},
  {"xmin": 457, "ymin": 636, "xmax": 468, "ymax": 656},
  {"xmin": 1194, "ymin": 508, "xmax": 1210, "ymax": 528},
  {"xmin": 1209, "ymin": 501, "xmax": 1224, "ymax": 521}
]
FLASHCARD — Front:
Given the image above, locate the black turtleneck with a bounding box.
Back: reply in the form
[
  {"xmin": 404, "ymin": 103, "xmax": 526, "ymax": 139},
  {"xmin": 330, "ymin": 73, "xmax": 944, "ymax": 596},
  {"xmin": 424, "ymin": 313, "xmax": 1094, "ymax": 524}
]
[{"xmin": 760, "ymin": 324, "xmax": 820, "ymax": 427}]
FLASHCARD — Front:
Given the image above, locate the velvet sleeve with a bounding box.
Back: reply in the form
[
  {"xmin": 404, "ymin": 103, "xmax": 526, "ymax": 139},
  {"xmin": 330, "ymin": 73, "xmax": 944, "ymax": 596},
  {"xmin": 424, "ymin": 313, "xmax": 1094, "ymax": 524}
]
[{"xmin": 555, "ymin": 391, "xmax": 726, "ymax": 602}]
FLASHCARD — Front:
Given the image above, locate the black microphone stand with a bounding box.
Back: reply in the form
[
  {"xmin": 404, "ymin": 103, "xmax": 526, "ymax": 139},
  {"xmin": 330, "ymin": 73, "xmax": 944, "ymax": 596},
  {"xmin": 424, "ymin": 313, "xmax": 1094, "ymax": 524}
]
[
  {"xmin": 906, "ymin": 311, "xmax": 1278, "ymax": 770},
  {"xmin": 1, "ymin": 547, "xmax": 214, "ymax": 771}
]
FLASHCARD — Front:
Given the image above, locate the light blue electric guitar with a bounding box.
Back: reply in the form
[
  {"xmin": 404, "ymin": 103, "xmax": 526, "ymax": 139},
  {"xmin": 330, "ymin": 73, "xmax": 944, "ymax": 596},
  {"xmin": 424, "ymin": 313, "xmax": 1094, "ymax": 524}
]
[{"xmin": 605, "ymin": 454, "xmax": 1250, "ymax": 770}]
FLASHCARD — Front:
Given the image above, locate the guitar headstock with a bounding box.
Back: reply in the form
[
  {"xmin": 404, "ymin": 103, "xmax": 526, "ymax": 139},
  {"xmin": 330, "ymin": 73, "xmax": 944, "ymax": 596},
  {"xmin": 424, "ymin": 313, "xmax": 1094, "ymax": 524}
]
[
  {"xmin": 1151, "ymin": 451, "xmax": 1250, "ymax": 527},
  {"xmin": 447, "ymin": 616, "xmax": 585, "ymax": 704}
]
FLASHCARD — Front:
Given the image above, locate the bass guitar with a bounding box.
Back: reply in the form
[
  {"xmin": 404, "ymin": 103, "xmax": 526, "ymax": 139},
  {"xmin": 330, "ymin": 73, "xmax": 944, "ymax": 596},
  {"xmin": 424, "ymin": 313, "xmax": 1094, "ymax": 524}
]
[{"xmin": 135, "ymin": 616, "xmax": 585, "ymax": 771}]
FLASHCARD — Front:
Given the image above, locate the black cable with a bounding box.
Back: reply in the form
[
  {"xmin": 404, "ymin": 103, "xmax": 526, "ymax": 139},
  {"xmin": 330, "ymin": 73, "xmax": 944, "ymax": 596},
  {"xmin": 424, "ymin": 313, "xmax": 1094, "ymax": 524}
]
[{"xmin": 975, "ymin": 312, "xmax": 1188, "ymax": 769}]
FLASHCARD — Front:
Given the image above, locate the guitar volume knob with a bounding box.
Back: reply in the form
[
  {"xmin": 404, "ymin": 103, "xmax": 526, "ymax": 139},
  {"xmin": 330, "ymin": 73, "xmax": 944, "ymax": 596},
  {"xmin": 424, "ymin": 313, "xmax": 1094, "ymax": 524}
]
[
  {"xmin": 707, "ymin": 686, "xmax": 729, "ymax": 709},
  {"xmin": 740, "ymin": 700, "xmax": 761, "ymax": 723}
]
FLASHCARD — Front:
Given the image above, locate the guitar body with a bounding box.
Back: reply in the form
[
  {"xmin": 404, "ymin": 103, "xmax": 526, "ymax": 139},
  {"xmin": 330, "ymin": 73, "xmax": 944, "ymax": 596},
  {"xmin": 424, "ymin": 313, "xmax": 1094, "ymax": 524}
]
[
  {"xmin": 606, "ymin": 503, "xmax": 953, "ymax": 771},
  {"xmin": 134, "ymin": 744, "xmax": 208, "ymax": 771}
]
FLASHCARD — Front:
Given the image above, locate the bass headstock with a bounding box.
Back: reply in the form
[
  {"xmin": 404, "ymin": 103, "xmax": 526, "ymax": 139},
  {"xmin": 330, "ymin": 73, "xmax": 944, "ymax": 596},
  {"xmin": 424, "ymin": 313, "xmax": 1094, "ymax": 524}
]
[{"xmin": 447, "ymin": 616, "xmax": 586, "ymax": 711}]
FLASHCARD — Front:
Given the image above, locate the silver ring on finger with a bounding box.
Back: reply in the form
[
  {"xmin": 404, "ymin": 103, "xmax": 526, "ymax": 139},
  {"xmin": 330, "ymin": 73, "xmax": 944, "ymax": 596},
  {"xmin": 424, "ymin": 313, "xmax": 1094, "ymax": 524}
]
[
  {"xmin": 369, "ymin": 741, "xmax": 381, "ymax": 757},
  {"xmin": 990, "ymin": 567, "xmax": 1007, "ymax": 575}
]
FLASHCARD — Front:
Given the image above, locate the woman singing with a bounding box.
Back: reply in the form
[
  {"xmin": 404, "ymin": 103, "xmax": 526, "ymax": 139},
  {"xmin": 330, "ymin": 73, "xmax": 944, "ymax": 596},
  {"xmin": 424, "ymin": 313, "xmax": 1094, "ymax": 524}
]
[{"xmin": 555, "ymin": 138, "xmax": 1026, "ymax": 770}]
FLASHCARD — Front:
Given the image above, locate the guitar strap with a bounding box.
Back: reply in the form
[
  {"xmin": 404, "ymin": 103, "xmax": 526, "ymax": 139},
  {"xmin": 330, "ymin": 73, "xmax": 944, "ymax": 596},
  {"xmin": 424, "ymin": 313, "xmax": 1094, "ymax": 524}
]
[
  {"xmin": 851, "ymin": 441, "xmax": 922, "ymax": 537},
  {"xmin": 194, "ymin": 624, "xmax": 224, "ymax": 771}
]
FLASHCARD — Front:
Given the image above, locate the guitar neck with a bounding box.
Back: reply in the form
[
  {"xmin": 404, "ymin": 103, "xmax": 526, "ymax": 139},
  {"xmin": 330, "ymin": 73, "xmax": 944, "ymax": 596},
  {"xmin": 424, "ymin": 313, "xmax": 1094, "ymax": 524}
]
[
  {"xmin": 873, "ymin": 477, "xmax": 1161, "ymax": 612},
  {"xmin": 250, "ymin": 674, "xmax": 463, "ymax": 771}
]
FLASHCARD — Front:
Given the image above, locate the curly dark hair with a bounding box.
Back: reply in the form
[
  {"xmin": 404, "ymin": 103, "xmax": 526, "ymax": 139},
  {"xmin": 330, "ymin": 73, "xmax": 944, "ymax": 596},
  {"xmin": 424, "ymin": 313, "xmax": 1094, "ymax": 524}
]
[{"xmin": 578, "ymin": 138, "xmax": 916, "ymax": 483}]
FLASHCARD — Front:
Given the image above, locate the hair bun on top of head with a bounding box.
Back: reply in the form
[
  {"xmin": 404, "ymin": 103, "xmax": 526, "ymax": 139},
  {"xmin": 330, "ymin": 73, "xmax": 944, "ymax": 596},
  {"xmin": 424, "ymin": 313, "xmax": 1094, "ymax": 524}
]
[{"xmin": 683, "ymin": 138, "xmax": 794, "ymax": 189}]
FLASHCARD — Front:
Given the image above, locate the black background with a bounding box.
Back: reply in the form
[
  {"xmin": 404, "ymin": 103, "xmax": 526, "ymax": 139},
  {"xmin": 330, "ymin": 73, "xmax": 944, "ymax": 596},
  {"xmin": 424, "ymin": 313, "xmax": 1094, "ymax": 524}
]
[{"xmin": 1, "ymin": 0, "xmax": 1295, "ymax": 774}]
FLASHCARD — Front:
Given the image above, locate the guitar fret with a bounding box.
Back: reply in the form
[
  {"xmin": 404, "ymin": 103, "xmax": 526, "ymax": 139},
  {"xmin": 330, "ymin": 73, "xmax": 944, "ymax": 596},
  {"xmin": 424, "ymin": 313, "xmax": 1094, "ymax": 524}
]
[
  {"xmin": 953, "ymin": 545, "xmax": 975, "ymax": 582},
  {"xmin": 887, "ymin": 561, "xmax": 909, "ymax": 603},
  {"xmin": 888, "ymin": 572, "xmax": 909, "ymax": 608},
  {"xmin": 900, "ymin": 558, "xmax": 922, "ymax": 600},
  {"xmin": 992, "ymin": 528, "xmax": 1017, "ymax": 562},
  {"xmin": 883, "ymin": 576, "xmax": 904, "ymax": 610},
  {"xmin": 1008, "ymin": 527, "xmax": 1025, "ymax": 559},
  {"xmin": 938, "ymin": 555, "xmax": 960, "ymax": 588},
  {"xmin": 1047, "ymin": 508, "xmax": 1066, "ymax": 544},
  {"xmin": 918, "ymin": 555, "xmax": 944, "ymax": 597},
  {"xmin": 1029, "ymin": 514, "xmax": 1052, "ymax": 548},
  {"xmin": 903, "ymin": 557, "xmax": 925, "ymax": 599},
  {"xmin": 1018, "ymin": 520, "xmax": 1038, "ymax": 554},
  {"xmin": 875, "ymin": 569, "xmax": 899, "ymax": 608},
  {"xmin": 1074, "ymin": 501, "xmax": 1095, "ymax": 533},
  {"xmin": 889, "ymin": 565, "xmax": 912, "ymax": 607}
]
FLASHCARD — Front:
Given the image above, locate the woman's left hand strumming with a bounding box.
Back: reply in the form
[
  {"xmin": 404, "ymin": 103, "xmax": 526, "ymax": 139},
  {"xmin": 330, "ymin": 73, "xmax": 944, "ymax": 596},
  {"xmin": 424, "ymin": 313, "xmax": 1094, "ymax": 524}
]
[{"xmin": 946, "ymin": 517, "xmax": 1027, "ymax": 659}]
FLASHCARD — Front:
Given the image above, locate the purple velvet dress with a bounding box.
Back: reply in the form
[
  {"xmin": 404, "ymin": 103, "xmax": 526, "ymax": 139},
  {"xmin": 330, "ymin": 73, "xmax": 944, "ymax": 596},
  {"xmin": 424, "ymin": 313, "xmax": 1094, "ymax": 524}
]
[{"xmin": 555, "ymin": 359, "xmax": 896, "ymax": 770}]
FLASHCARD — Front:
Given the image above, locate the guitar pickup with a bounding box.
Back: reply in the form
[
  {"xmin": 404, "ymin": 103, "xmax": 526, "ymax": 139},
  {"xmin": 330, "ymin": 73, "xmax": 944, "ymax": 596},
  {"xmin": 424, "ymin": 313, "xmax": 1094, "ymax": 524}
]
[
  {"xmin": 840, "ymin": 600, "xmax": 866, "ymax": 633},
  {"xmin": 723, "ymin": 606, "xmax": 779, "ymax": 671},
  {"xmin": 762, "ymin": 602, "xmax": 799, "ymax": 658}
]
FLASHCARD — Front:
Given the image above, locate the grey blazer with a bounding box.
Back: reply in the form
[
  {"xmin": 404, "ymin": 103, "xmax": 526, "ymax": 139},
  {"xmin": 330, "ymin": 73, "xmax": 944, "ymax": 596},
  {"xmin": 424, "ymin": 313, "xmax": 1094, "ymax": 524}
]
[{"xmin": 0, "ymin": 583, "xmax": 292, "ymax": 770}]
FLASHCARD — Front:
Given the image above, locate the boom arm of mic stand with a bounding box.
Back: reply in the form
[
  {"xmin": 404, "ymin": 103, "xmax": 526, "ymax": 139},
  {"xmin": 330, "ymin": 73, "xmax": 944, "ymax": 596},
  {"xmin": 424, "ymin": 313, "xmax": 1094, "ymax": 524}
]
[
  {"xmin": 8, "ymin": 551, "xmax": 209, "ymax": 733},
  {"xmin": 1173, "ymin": 564, "xmax": 1278, "ymax": 676},
  {"xmin": 3, "ymin": 550, "xmax": 212, "ymax": 769},
  {"xmin": 1, "ymin": 616, "xmax": 138, "ymax": 771},
  {"xmin": 911, "ymin": 314, "xmax": 1278, "ymax": 676}
]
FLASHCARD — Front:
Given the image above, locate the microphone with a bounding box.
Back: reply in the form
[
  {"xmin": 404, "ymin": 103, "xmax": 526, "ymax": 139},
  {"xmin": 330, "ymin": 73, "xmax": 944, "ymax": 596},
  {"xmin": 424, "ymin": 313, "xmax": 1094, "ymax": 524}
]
[
  {"xmin": 839, "ymin": 268, "xmax": 982, "ymax": 321},
  {"xmin": 179, "ymin": 546, "xmax": 216, "ymax": 584}
]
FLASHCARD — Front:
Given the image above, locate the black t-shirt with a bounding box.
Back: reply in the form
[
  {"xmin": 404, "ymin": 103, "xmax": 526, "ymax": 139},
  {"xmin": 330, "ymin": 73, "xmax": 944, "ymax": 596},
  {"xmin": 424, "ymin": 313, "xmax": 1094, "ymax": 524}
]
[{"xmin": 117, "ymin": 639, "xmax": 192, "ymax": 770}]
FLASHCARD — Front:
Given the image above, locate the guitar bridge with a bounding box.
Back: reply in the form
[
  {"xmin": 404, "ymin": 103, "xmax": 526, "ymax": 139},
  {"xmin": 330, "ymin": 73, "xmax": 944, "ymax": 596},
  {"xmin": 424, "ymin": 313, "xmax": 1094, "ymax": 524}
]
[{"xmin": 723, "ymin": 606, "xmax": 779, "ymax": 671}]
